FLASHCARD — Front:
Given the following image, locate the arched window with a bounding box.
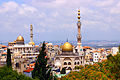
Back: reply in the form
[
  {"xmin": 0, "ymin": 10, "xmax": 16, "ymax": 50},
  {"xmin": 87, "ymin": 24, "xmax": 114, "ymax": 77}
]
[
  {"xmin": 77, "ymin": 62, "xmax": 79, "ymax": 65},
  {"xmin": 64, "ymin": 62, "xmax": 67, "ymax": 65},
  {"xmin": 68, "ymin": 62, "xmax": 71, "ymax": 65},
  {"xmin": 74, "ymin": 62, "xmax": 76, "ymax": 65}
]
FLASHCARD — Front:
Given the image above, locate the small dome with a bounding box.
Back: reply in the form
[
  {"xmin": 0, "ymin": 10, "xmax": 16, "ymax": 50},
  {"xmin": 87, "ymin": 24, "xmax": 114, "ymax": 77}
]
[
  {"xmin": 29, "ymin": 41, "xmax": 35, "ymax": 45},
  {"xmin": 16, "ymin": 35, "xmax": 24, "ymax": 42},
  {"xmin": 62, "ymin": 42, "xmax": 73, "ymax": 52}
]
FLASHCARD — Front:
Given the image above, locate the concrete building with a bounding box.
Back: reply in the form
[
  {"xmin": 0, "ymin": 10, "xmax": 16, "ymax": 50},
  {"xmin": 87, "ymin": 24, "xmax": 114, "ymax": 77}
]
[
  {"xmin": 93, "ymin": 51, "xmax": 101, "ymax": 62},
  {"xmin": 0, "ymin": 45, "xmax": 7, "ymax": 67}
]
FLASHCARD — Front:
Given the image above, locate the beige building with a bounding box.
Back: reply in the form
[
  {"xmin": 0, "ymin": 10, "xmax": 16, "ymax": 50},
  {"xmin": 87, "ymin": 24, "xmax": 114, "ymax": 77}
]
[{"xmin": 8, "ymin": 24, "xmax": 39, "ymax": 73}]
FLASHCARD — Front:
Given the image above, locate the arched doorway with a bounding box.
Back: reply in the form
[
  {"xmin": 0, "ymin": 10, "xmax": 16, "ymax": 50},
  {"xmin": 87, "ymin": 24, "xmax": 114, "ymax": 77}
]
[{"xmin": 68, "ymin": 67, "xmax": 72, "ymax": 70}]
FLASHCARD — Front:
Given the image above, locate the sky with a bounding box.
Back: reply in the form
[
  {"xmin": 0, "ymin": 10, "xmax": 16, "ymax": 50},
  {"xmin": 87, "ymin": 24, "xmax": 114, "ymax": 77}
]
[{"xmin": 0, "ymin": 0, "xmax": 120, "ymax": 42}]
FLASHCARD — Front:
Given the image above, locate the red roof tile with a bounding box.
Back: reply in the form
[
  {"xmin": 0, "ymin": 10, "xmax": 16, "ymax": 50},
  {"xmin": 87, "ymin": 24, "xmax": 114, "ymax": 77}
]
[
  {"xmin": 0, "ymin": 45, "xmax": 7, "ymax": 48},
  {"xmin": 24, "ymin": 68, "xmax": 34, "ymax": 73},
  {"xmin": 83, "ymin": 46, "xmax": 91, "ymax": 49}
]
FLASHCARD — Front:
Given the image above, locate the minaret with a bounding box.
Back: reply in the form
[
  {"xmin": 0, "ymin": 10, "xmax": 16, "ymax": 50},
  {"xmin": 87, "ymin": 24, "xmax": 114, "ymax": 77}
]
[
  {"xmin": 29, "ymin": 24, "xmax": 35, "ymax": 45},
  {"xmin": 77, "ymin": 10, "xmax": 82, "ymax": 46},
  {"xmin": 30, "ymin": 24, "xmax": 33, "ymax": 42}
]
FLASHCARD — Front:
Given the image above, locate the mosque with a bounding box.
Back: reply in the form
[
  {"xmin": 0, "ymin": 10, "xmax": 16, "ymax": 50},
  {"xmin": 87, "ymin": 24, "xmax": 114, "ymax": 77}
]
[
  {"xmin": 8, "ymin": 24, "xmax": 39, "ymax": 73},
  {"xmin": 54, "ymin": 10, "xmax": 85, "ymax": 70}
]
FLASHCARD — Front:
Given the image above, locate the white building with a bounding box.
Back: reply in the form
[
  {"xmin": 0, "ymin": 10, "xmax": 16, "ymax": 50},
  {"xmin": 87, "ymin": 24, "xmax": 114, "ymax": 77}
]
[
  {"xmin": 93, "ymin": 51, "xmax": 101, "ymax": 62},
  {"xmin": 111, "ymin": 47, "xmax": 118, "ymax": 56}
]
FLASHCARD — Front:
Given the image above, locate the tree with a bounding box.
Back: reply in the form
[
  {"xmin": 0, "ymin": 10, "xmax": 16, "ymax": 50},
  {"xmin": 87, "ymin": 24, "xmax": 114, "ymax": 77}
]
[
  {"xmin": 6, "ymin": 48, "xmax": 12, "ymax": 68},
  {"xmin": 0, "ymin": 66, "xmax": 34, "ymax": 80},
  {"xmin": 60, "ymin": 68, "xmax": 66, "ymax": 74},
  {"xmin": 61, "ymin": 54, "xmax": 120, "ymax": 80},
  {"xmin": 32, "ymin": 42, "xmax": 50, "ymax": 80}
]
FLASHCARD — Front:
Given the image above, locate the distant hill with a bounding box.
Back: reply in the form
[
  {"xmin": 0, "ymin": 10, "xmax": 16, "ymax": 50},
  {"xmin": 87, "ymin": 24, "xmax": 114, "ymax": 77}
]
[{"xmin": 0, "ymin": 40, "xmax": 119, "ymax": 48}]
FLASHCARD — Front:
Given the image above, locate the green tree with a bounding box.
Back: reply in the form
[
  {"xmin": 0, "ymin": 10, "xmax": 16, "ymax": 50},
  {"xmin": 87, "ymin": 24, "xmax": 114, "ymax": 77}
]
[
  {"xmin": 0, "ymin": 66, "xmax": 33, "ymax": 80},
  {"xmin": 32, "ymin": 42, "xmax": 50, "ymax": 80},
  {"xmin": 6, "ymin": 48, "xmax": 12, "ymax": 68}
]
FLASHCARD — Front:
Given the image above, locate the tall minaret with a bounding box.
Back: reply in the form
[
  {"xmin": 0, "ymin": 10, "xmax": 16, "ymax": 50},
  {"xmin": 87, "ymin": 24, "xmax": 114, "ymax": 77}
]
[
  {"xmin": 30, "ymin": 24, "xmax": 33, "ymax": 42},
  {"xmin": 77, "ymin": 10, "xmax": 82, "ymax": 46}
]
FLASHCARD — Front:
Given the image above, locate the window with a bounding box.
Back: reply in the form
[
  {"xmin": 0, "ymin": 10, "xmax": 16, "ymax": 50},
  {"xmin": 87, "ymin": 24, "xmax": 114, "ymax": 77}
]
[
  {"xmin": 24, "ymin": 65, "xmax": 26, "ymax": 68},
  {"xmin": 68, "ymin": 67, "xmax": 72, "ymax": 70},
  {"xmin": 77, "ymin": 62, "xmax": 79, "ymax": 65},
  {"xmin": 80, "ymin": 49, "xmax": 82, "ymax": 51},
  {"xmin": 81, "ymin": 61, "xmax": 82, "ymax": 64},
  {"xmin": 16, "ymin": 63, "xmax": 19, "ymax": 68},
  {"xmin": 64, "ymin": 62, "xmax": 67, "ymax": 65},
  {"xmin": 68, "ymin": 62, "xmax": 71, "ymax": 65},
  {"xmin": 74, "ymin": 62, "xmax": 76, "ymax": 65},
  {"xmin": 75, "ymin": 49, "xmax": 78, "ymax": 53}
]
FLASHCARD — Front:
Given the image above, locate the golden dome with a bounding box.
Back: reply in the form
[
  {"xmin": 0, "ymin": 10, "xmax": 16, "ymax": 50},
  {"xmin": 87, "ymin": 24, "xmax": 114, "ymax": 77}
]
[
  {"xmin": 16, "ymin": 35, "xmax": 24, "ymax": 42},
  {"xmin": 29, "ymin": 41, "xmax": 35, "ymax": 45},
  {"xmin": 62, "ymin": 42, "xmax": 73, "ymax": 52},
  {"xmin": 78, "ymin": 10, "xmax": 80, "ymax": 12}
]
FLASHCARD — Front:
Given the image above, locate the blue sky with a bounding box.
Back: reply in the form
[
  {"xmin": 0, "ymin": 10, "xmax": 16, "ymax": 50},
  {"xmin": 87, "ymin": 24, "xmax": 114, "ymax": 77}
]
[{"xmin": 0, "ymin": 0, "xmax": 120, "ymax": 42}]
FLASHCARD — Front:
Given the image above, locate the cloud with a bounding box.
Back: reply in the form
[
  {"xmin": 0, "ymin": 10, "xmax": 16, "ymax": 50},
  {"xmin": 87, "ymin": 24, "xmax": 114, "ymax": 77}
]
[
  {"xmin": 94, "ymin": 0, "xmax": 114, "ymax": 7},
  {"xmin": 0, "ymin": 0, "xmax": 120, "ymax": 41},
  {"xmin": 18, "ymin": 4, "xmax": 37, "ymax": 15},
  {"xmin": 110, "ymin": 1, "xmax": 120, "ymax": 14},
  {"xmin": 0, "ymin": 1, "xmax": 18, "ymax": 13}
]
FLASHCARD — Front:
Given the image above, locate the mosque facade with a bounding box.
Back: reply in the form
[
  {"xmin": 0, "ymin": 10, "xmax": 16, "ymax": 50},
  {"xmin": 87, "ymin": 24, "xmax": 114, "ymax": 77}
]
[{"xmin": 54, "ymin": 10, "xmax": 85, "ymax": 70}]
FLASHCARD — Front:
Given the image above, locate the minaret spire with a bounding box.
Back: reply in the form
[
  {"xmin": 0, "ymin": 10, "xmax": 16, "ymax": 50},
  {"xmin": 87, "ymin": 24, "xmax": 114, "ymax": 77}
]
[
  {"xmin": 29, "ymin": 24, "xmax": 35, "ymax": 45},
  {"xmin": 77, "ymin": 10, "xmax": 82, "ymax": 46},
  {"xmin": 30, "ymin": 24, "xmax": 33, "ymax": 42}
]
